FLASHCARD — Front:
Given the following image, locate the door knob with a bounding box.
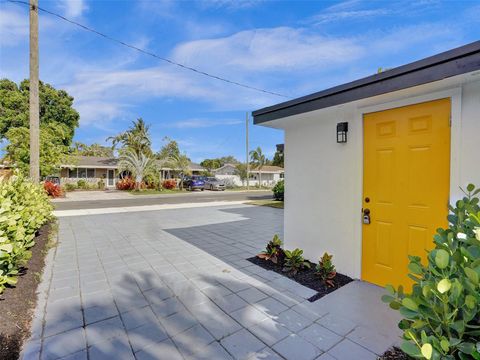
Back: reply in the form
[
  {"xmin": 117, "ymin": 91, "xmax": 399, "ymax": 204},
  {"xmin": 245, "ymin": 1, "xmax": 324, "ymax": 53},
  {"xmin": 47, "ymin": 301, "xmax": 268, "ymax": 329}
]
[{"xmin": 363, "ymin": 208, "xmax": 371, "ymax": 224}]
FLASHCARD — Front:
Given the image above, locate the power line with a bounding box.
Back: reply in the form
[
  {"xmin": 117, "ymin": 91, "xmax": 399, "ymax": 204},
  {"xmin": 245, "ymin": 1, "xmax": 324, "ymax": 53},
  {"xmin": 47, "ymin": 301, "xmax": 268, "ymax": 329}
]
[{"xmin": 5, "ymin": 0, "xmax": 291, "ymax": 99}]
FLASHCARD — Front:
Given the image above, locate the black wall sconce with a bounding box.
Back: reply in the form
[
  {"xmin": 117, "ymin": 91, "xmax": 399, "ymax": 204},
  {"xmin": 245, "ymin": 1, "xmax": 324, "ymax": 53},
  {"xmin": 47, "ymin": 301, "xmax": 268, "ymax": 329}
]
[{"xmin": 336, "ymin": 122, "xmax": 348, "ymax": 143}]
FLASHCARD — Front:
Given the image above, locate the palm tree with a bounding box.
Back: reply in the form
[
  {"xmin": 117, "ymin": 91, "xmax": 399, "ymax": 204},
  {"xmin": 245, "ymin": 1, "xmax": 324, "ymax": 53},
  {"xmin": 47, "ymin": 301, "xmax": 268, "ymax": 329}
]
[
  {"xmin": 164, "ymin": 153, "xmax": 190, "ymax": 190},
  {"xmin": 118, "ymin": 149, "xmax": 155, "ymax": 190},
  {"xmin": 107, "ymin": 118, "xmax": 152, "ymax": 156},
  {"xmin": 249, "ymin": 147, "xmax": 266, "ymax": 187}
]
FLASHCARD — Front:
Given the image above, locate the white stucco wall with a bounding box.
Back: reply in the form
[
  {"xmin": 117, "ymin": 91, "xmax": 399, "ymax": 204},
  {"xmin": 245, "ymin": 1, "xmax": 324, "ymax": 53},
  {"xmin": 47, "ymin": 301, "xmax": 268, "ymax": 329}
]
[{"xmin": 280, "ymin": 76, "xmax": 480, "ymax": 279}]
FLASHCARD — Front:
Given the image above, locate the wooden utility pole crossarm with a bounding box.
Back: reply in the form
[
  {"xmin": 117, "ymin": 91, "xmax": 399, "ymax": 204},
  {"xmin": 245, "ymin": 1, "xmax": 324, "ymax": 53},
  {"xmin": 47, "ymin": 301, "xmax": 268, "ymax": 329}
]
[{"xmin": 29, "ymin": 0, "xmax": 40, "ymax": 183}]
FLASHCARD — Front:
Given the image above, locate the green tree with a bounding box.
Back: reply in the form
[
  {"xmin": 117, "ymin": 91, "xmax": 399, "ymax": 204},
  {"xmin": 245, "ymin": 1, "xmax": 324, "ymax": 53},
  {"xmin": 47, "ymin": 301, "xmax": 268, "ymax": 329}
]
[
  {"xmin": 200, "ymin": 158, "xmax": 222, "ymax": 173},
  {"xmin": 235, "ymin": 163, "xmax": 248, "ymax": 186},
  {"xmin": 249, "ymin": 147, "xmax": 266, "ymax": 186},
  {"xmin": 107, "ymin": 118, "xmax": 152, "ymax": 156},
  {"xmin": 73, "ymin": 142, "xmax": 113, "ymax": 157},
  {"xmin": 165, "ymin": 153, "xmax": 190, "ymax": 190},
  {"xmin": 156, "ymin": 137, "xmax": 181, "ymax": 160},
  {"xmin": 4, "ymin": 123, "xmax": 71, "ymax": 176},
  {"xmin": 271, "ymin": 150, "xmax": 284, "ymax": 167},
  {"xmin": 218, "ymin": 156, "xmax": 239, "ymax": 165},
  {"xmin": 0, "ymin": 79, "xmax": 79, "ymax": 145},
  {"xmin": 118, "ymin": 149, "xmax": 156, "ymax": 191}
]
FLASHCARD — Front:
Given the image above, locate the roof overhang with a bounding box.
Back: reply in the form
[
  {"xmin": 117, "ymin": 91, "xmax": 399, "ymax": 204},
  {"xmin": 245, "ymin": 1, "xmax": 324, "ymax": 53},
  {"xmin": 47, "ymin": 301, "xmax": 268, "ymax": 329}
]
[{"xmin": 253, "ymin": 41, "xmax": 480, "ymax": 124}]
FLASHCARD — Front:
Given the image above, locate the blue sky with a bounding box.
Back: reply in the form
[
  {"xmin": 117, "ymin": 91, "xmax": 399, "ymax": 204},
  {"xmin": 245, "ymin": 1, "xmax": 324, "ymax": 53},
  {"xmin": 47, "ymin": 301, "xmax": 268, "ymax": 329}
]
[{"xmin": 1, "ymin": 0, "xmax": 479, "ymax": 162}]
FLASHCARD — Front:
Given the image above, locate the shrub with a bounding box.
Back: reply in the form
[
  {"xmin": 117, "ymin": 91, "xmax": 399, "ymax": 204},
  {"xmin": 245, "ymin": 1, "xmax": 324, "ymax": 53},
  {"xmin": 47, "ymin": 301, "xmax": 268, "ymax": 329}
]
[
  {"xmin": 43, "ymin": 181, "xmax": 63, "ymax": 198},
  {"xmin": 257, "ymin": 234, "xmax": 285, "ymax": 264},
  {"xmin": 64, "ymin": 183, "xmax": 77, "ymax": 191},
  {"xmin": 383, "ymin": 184, "xmax": 480, "ymax": 359},
  {"xmin": 77, "ymin": 179, "xmax": 89, "ymax": 189},
  {"xmin": 162, "ymin": 179, "xmax": 177, "ymax": 190},
  {"xmin": 116, "ymin": 177, "xmax": 136, "ymax": 190},
  {"xmin": 283, "ymin": 248, "xmax": 310, "ymax": 275},
  {"xmin": 97, "ymin": 179, "xmax": 105, "ymax": 190},
  {"xmin": 0, "ymin": 172, "xmax": 53, "ymax": 293},
  {"xmin": 273, "ymin": 180, "xmax": 284, "ymax": 201},
  {"xmin": 316, "ymin": 252, "xmax": 337, "ymax": 287}
]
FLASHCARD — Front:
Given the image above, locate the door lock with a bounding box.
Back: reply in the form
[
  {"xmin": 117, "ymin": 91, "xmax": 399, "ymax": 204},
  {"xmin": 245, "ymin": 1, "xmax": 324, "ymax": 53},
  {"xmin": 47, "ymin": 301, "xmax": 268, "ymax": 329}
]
[{"xmin": 363, "ymin": 208, "xmax": 371, "ymax": 224}]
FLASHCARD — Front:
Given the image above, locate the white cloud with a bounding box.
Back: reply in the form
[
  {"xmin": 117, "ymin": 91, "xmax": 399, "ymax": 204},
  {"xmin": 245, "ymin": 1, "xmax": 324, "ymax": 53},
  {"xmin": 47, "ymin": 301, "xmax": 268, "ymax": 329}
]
[
  {"xmin": 166, "ymin": 118, "xmax": 242, "ymax": 129},
  {"xmin": 57, "ymin": 0, "xmax": 88, "ymax": 18},
  {"xmin": 312, "ymin": 9, "xmax": 390, "ymax": 24},
  {"xmin": 172, "ymin": 27, "xmax": 364, "ymax": 72}
]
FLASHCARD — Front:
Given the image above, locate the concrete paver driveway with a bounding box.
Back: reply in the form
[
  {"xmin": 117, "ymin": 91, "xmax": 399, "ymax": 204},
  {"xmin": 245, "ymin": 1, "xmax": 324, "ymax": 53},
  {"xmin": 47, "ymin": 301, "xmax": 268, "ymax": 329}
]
[{"xmin": 24, "ymin": 204, "xmax": 401, "ymax": 360}]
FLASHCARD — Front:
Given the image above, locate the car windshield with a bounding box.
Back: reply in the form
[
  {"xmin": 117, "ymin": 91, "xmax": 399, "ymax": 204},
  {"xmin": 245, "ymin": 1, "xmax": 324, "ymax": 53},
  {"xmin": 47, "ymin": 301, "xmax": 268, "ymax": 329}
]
[{"xmin": 192, "ymin": 176, "xmax": 205, "ymax": 181}]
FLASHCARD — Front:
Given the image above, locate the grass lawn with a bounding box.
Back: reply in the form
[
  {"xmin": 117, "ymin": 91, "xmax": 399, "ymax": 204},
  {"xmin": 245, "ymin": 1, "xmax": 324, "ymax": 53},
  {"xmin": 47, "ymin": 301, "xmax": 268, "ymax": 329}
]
[
  {"xmin": 127, "ymin": 189, "xmax": 186, "ymax": 195},
  {"xmin": 247, "ymin": 199, "xmax": 284, "ymax": 209}
]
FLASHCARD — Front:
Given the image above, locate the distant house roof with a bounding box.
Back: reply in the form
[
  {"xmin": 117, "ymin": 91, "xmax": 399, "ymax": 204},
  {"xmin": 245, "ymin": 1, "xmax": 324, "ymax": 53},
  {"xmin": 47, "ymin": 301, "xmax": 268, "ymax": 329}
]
[
  {"xmin": 62, "ymin": 156, "xmax": 118, "ymax": 169},
  {"xmin": 62, "ymin": 156, "xmax": 204, "ymax": 172},
  {"xmin": 253, "ymin": 40, "xmax": 480, "ymax": 124},
  {"xmin": 253, "ymin": 165, "xmax": 284, "ymax": 174}
]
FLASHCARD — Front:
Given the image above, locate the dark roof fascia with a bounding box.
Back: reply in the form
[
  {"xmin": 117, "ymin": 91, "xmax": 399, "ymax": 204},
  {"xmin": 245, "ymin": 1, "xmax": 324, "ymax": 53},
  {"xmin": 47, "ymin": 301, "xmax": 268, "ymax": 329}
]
[{"xmin": 253, "ymin": 41, "xmax": 480, "ymax": 124}]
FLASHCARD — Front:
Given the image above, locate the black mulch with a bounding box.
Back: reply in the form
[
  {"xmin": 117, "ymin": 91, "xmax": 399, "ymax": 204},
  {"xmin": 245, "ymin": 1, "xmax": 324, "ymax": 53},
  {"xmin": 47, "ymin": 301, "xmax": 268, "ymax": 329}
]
[
  {"xmin": 378, "ymin": 347, "xmax": 412, "ymax": 360},
  {"xmin": 247, "ymin": 256, "xmax": 353, "ymax": 302}
]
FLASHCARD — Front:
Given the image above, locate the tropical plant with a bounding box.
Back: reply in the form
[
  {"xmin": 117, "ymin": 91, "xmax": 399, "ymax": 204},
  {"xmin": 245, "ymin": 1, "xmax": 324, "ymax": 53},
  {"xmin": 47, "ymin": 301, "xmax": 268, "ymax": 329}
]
[
  {"xmin": 97, "ymin": 179, "xmax": 105, "ymax": 190},
  {"xmin": 64, "ymin": 182, "xmax": 77, "ymax": 191},
  {"xmin": 257, "ymin": 234, "xmax": 285, "ymax": 264},
  {"xmin": 382, "ymin": 184, "xmax": 480, "ymax": 360},
  {"xmin": 164, "ymin": 153, "xmax": 190, "ymax": 190},
  {"xmin": 249, "ymin": 147, "xmax": 266, "ymax": 186},
  {"xmin": 43, "ymin": 181, "xmax": 63, "ymax": 198},
  {"xmin": 116, "ymin": 177, "xmax": 136, "ymax": 190},
  {"xmin": 156, "ymin": 137, "xmax": 181, "ymax": 160},
  {"xmin": 118, "ymin": 149, "xmax": 156, "ymax": 191},
  {"xmin": 162, "ymin": 179, "xmax": 177, "ymax": 190},
  {"xmin": 283, "ymin": 248, "xmax": 310, "ymax": 275},
  {"xmin": 273, "ymin": 180, "xmax": 284, "ymax": 201},
  {"xmin": 107, "ymin": 118, "xmax": 152, "ymax": 156},
  {"xmin": 76, "ymin": 179, "xmax": 89, "ymax": 189},
  {"xmin": 316, "ymin": 252, "xmax": 337, "ymax": 287},
  {"xmin": 0, "ymin": 171, "xmax": 53, "ymax": 293}
]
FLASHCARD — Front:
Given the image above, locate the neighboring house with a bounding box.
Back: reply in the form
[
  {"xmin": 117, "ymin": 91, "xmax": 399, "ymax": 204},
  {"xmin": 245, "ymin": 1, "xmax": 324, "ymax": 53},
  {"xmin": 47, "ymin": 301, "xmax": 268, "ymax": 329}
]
[
  {"xmin": 60, "ymin": 156, "xmax": 205, "ymax": 188},
  {"xmin": 214, "ymin": 163, "xmax": 284, "ymax": 187},
  {"xmin": 252, "ymin": 41, "xmax": 480, "ymax": 289}
]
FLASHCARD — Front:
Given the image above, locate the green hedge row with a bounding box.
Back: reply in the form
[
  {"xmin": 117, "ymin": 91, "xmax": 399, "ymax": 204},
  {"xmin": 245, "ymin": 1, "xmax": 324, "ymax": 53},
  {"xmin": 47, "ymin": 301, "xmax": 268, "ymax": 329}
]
[{"xmin": 0, "ymin": 172, "xmax": 53, "ymax": 293}]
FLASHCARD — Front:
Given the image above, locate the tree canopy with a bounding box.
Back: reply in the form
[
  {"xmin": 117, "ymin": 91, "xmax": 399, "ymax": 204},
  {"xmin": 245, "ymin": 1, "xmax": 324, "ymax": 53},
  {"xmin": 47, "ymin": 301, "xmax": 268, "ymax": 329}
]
[
  {"xmin": 156, "ymin": 137, "xmax": 181, "ymax": 160},
  {"xmin": 73, "ymin": 142, "xmax": 114, "ymax": 157},
  {"xmin": 107, "ymin": 118, "xmax": 152, "ymax": 156},
  {"xmin": 4, "ymin": 122, "xmax": 71, "ymax": 176},
  {"xmin": 0, "ymin": 79, "xmax": 79, "ymax": 145}
]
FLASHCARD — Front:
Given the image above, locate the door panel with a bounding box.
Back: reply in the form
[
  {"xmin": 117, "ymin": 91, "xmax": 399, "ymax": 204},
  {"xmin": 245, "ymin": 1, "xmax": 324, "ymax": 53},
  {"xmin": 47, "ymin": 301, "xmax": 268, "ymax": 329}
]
[{"xmin": 362, "ymin": 98, "xmax": 451, "ymax": 289}]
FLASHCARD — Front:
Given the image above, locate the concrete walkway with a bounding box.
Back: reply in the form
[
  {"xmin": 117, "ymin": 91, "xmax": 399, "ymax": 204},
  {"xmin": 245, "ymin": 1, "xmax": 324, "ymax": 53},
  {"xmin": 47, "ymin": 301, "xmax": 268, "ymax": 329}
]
[{"xmin": 23, "ymin": 205, "xmax": 401, "ymax": 360}]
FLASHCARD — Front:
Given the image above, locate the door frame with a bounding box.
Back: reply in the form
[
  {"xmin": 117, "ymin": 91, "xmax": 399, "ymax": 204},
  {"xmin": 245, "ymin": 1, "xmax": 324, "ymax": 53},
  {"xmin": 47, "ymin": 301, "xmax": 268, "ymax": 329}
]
[
  {"xmin": 106, "ymin": 169, "xmax": 116, "ymax": 188},
  {"xmin": 356, "ymin": 87, "xmax": 461, "ymax": 280}
]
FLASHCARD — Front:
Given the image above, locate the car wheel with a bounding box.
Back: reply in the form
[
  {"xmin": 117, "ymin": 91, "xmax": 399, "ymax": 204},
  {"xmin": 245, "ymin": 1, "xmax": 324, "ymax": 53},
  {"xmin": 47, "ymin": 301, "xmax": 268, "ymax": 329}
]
[
  {"xmin": 210, "ymin": 185, "xmax": 214, "ymax": 191},
  {"xmin": 201, "ymin": 188, "xmax": 204, "ymax": 191},
  {"xmin": 188, "ymin": 185, "xmax": 192, "ymax": 191}
]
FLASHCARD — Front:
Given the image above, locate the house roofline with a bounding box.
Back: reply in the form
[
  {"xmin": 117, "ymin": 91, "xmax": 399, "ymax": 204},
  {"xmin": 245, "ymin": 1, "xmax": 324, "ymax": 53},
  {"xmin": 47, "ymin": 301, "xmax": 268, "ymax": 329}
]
[{"xmin": 252, "ymin": 41, "xmax": 480, "ymax": 124}]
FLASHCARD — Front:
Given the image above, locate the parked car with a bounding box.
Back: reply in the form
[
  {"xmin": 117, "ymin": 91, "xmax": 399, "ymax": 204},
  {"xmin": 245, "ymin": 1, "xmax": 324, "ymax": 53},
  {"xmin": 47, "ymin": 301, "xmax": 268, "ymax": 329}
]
[
  {"xmin": 183, "ymin": 175, "xmax": 205, "ymax": 191},
  {"xmin": 204, "ymin": 177, "xmax": 225, "ymax": 191}
]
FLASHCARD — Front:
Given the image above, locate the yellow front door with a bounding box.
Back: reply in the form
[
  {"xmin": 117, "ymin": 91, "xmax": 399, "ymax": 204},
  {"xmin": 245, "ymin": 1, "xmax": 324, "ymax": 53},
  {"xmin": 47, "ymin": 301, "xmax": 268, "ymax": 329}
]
[{"xmin": 362, "ymin": 98, "xmax": 451, "ymax": 289}]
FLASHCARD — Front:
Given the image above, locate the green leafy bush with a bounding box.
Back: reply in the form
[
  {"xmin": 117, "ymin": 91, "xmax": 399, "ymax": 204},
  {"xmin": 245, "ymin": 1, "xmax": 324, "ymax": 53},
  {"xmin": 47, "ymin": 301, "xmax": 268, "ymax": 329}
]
[
  {"xmin": 316, "ymin": 252, "xmax": 337, "ymax": 287},
  {"xmin": 383, "ymin": 184, "xmax": 480, "ymax": 359},
  {"xmin": 257, "ymin": 234, "xmax": 285, "ymax": 264},
  {"xmin": 64, "ymin": 182, "xmax": 77, "ymax": 191},
  {"xmin": 77, "ymin": 179, "xmax": 88, "ymax": 189},
  {"xmin": 273, "ymin": 180, "xmax": 284, "ymax": 201},
  {"xmin": 283, "ymin": 248, "xmax": 310, "ymax": 275},
  {"xmin": 0, "ymin": 172, "xmax": 53, "ymax": 293}
]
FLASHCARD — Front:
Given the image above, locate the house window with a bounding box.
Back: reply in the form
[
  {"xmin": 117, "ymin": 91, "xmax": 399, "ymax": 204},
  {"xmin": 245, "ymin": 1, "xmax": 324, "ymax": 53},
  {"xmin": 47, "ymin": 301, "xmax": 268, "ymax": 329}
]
[
  {"xmin": 78, "ymin": 168, "xmax": 87, "ymax": 178},
  {"xmin": 87, "ymin": 168, "xmax": 95, "ymax": 178},
  {"xmin": 280, "ymin": 173, "xmax": 284, "ymax": 179},
  {"xmin": 68, "ymin": 168, "xmax": 77, "ymax": 178}
]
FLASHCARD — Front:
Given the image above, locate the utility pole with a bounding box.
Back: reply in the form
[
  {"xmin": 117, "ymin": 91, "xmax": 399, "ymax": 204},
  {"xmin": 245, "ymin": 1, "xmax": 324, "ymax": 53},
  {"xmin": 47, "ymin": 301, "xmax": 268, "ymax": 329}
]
[
  {"xmin": 29, "ymin": 0, "xmax": 40, "ymax": 183},
  {"xmin": 246, "ymin": 112, "xmax": 250, "ymax": 190}
]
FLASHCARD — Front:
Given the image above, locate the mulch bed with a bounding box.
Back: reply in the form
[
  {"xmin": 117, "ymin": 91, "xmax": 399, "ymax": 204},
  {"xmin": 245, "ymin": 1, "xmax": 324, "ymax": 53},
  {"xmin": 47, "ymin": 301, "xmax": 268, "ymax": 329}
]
[
  {"xmin": 378, "ymin": 347, "xmax": 411, "ymax": 360},
  {"xmin": 247, "ymin": 256, "xmax": 353, "ymax": 302},
  {"xmin": 0, "ymin": 222, "xmax": 54, "ymax": 360}
]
